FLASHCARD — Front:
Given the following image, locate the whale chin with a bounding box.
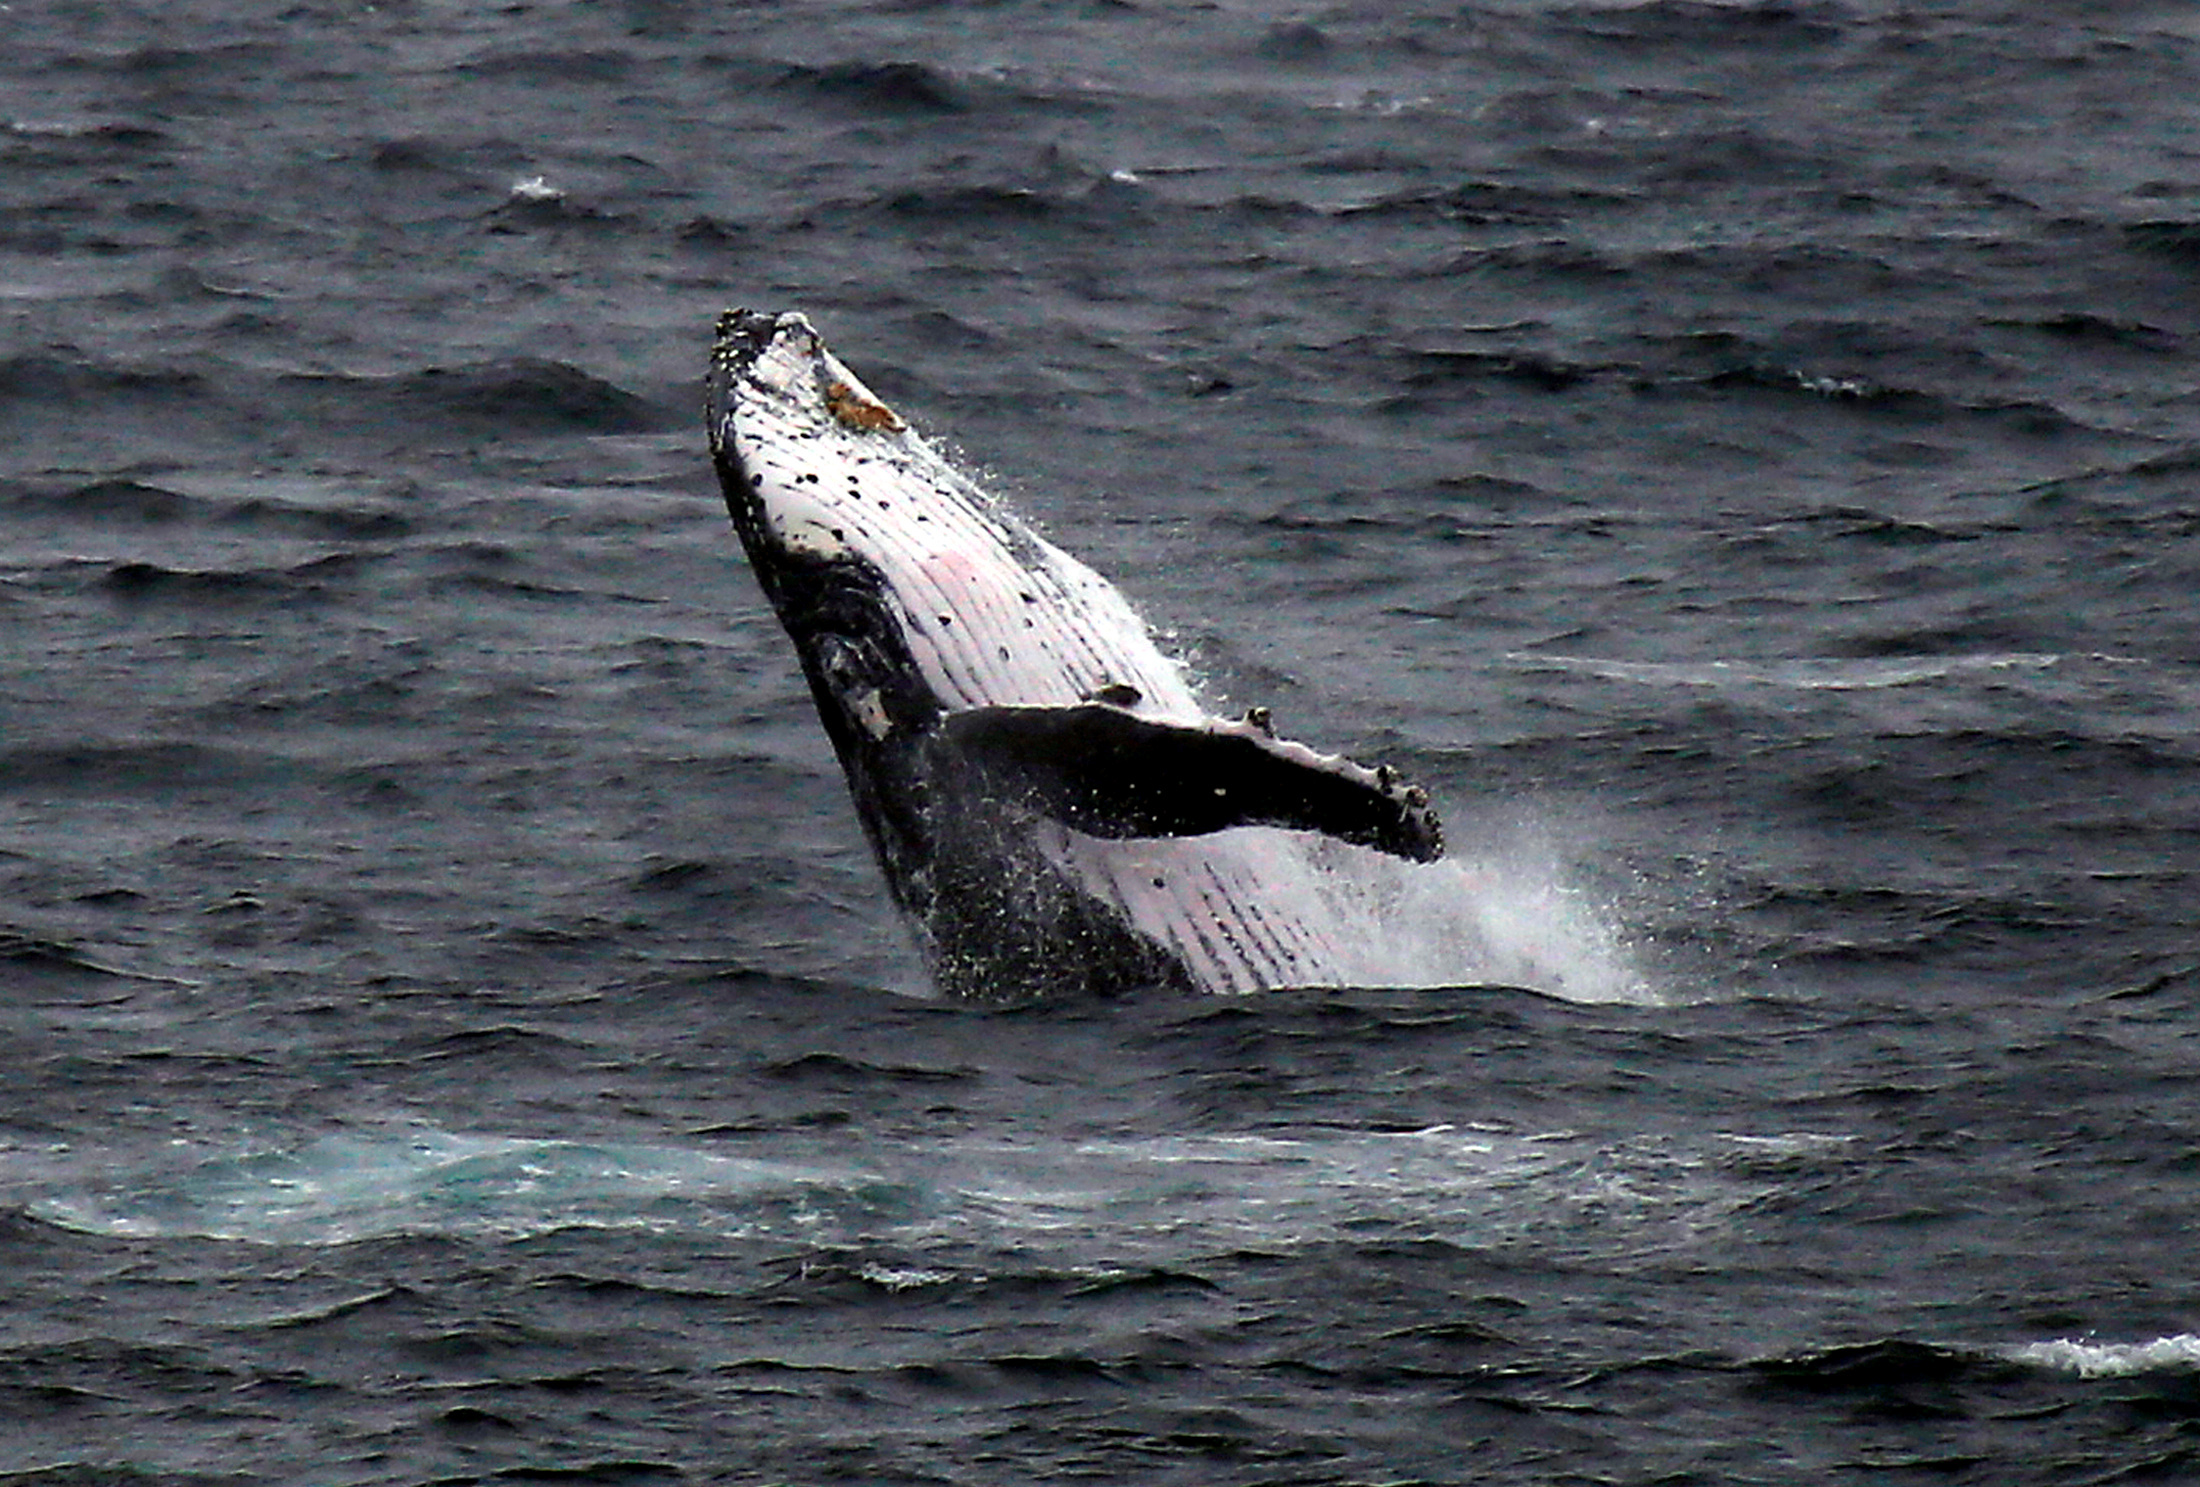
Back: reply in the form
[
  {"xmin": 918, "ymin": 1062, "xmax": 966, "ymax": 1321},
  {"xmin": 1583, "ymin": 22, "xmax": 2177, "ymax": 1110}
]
[{"xmin": 707, "ymin": 308, "xmax": 1448, "ymax": 1002}]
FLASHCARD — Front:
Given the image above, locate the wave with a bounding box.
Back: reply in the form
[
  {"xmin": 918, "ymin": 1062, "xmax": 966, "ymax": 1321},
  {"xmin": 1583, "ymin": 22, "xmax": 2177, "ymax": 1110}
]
[
  {"xmin": 1, "ymin": 117, "xmax": 171, "ymax": 160},
  {"xmin": 0, "ymin": 930, "xmax": 192, "ymax": 984},
  {"xmin": 876, "ymin": 182, "xmax": 1095, "ymax": 226},
  {"xmin": 0, "ymin": 350, "xmax": 206, "ymax": 404},
  {"xmin": 2125, "ymin": 218, "xmax": 2200, "ymax": 264},
  {"xmin": 1337, "ymin": 179, "xmax": 1629, "ymax": 226},
  {"xmin": 1508, "ymin": 652, "xmax": 2062, "ymax": 692},
  {"xmin": 766, "ymin": 55, "xmax": 1111, "ymax": 121},
  {"xmin": 1753, "ymin": 1331, "xmax": 2200, "ymax": 1389},
  {"xmin": 778, "ymin": 59, "xmax": 970, "ymax": 114},
  {"xmin": 7, "ymin": 477, "xmax": 197, "ymax": 523},
  {"xmin": 1748, "ymin": 1337, "xmax": 2014, "ymax": 1392},
  {"xmin": 0, "ymin": 738, "xmax": 295, "ymax": 794},
  {"xmin": 9, "ymin": 476, "xmax": 417, "ymax": 541},
  {"xmin": 1690, "ymin": 362, "xmax": 2086, "ymax": 433},
  {"xmin": 99, "ymin": 552, "xmax": 370, "ymax": 605},
  {"xmin": 1556, "ymin": 0, "xmax": 1851, "ymax": 51},
  {"xmin": 1315, "ymin": 317, "xmax": 2100, "ymax": 439},
  {"xmin": 841, "ymin": 161, "xmax": 1150, "ymax": 234},
  {"xmin": 2006, "ymin": 1334, "xmax": 2200, "ymax": 1378},
  {"xmin": 279, "ymin": 358, "xmax": 674, "ymax": 435},
  {"xmin": 1, "ymin": 347, "xmax": 668, "ymax": 435},
  {"xmin": 454, "ymin": 48, "xmax": 634, "ymax": 84},
  {"xmin": 1400, "ymin": 346, "xmax": 1595, "ymax": 394},
  {"xmin": 1988, "ymin": 310, "xmax": 2184, "ymax": 354}
]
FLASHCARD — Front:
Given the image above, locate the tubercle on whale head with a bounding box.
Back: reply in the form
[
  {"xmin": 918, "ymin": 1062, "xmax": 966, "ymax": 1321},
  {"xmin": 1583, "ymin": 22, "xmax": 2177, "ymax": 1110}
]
[{"xmin": 705, "ymin": 308, "xmax": 790, "ymax": 441}]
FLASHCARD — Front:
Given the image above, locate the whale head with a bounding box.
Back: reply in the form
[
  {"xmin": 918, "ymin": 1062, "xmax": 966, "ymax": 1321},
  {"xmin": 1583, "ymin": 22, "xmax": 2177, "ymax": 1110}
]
[{"xmin": 706, "ymin": 310, "xmax": 1201, "ymax": 742}]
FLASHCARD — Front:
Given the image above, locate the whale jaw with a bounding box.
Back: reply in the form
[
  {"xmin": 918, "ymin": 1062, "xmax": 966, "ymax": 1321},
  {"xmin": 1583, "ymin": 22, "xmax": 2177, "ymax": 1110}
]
[{"xmin": 706, "ymin": 309, "xmax": 1444, "ymax": 1002}]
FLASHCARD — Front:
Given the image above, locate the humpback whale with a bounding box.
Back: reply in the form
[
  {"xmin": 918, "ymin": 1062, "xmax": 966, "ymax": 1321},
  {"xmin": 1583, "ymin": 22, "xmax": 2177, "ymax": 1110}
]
[{"xmin": 705, "ymin": 309, "xmax": 1448, "ymax": 1001}]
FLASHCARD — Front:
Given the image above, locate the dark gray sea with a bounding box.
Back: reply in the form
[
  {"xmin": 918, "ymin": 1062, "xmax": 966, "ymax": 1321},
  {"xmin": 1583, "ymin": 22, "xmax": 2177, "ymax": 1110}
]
[{"xmin": 6, "ymin": 1, "xmax": 2200, "ymax": 1481}]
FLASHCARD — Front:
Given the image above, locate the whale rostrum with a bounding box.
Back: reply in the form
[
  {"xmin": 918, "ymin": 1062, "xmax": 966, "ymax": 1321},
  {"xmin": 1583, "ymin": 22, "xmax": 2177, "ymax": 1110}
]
[{"xmin": 705, "ymin": 308, "xmax": 1445, "ymax": 1000}]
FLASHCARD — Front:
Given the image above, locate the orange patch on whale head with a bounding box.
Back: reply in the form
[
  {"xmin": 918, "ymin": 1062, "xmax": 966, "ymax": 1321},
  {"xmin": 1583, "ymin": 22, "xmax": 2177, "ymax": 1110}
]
[{"xmin": 824, "ymin": 380, "xmax": 905, "ymax": 433}]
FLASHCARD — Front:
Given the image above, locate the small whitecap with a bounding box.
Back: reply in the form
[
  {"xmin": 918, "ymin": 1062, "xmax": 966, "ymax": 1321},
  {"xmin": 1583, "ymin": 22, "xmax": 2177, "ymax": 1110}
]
[
  {"xmin": 2007, "ymin": 1334, "xmax": 2200, "ymax": 1378},
  {"xmin": 855, "ymin": 1262, "xmax": 962, "ymax": 1291},
  {"xmin": 1795, "ymin": 371, "xmax": 1871, "ymax": 398},
  {"xmin": 508, "ymin": 174, "xmax": 565, "ymax": 204}
]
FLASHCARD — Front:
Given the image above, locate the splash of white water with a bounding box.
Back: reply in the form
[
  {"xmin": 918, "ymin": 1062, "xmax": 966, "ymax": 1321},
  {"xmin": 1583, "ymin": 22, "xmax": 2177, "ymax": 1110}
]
[{"xmin": 2007, "ymin": 1334, "xmax": 2200, "ymax": 1378}]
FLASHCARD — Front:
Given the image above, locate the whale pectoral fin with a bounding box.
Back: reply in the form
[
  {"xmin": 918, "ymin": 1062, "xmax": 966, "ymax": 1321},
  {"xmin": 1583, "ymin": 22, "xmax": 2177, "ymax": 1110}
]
[{"xmin": 937, "ymin": 704, "xmax": 1444, "ymax": 862}]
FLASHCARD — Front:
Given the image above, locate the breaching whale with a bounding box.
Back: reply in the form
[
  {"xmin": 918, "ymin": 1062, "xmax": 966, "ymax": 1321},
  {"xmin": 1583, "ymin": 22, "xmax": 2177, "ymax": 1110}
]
[{"xmin": 705, "ymin": 308, "xmax": 1449, "ymax": 1001}]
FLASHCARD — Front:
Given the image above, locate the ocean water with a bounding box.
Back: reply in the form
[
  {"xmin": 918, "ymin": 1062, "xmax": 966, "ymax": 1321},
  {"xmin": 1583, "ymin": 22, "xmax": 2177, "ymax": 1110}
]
[{"xmin": 5, "ymin": 0, "xmax": 2200, "ymax": 1481}]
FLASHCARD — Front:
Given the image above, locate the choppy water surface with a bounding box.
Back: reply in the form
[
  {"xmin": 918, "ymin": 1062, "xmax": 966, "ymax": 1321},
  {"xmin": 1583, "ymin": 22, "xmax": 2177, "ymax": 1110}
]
[{"xmin": 5, "ymin": 1, "xmax": 2200, "ymax": 1481}]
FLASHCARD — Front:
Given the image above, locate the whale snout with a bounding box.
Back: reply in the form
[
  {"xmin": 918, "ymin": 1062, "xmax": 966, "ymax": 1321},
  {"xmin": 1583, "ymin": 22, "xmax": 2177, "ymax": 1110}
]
[
  {"xmin": 706, "ymin": 308, "xmax": 818, "ymax": 438},
  {"xmin": 711, "ymin": 307, "xmax": 815, "ymax": 375}
]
